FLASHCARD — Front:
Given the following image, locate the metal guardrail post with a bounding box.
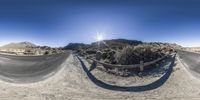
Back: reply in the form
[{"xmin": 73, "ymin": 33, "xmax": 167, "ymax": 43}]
[{"xmin": 140, "ymin": 61, "xmax": 144, "ymax": 71}]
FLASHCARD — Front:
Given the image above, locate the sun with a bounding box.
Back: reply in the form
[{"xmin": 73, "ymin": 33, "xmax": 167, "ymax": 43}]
[
  {"xmin": 95, "ymin": 32, "xmax": 104, "ymax": 41},
  {"xmin": 97, "ymin": 34, "xmax": 103, "ymax": 41}
]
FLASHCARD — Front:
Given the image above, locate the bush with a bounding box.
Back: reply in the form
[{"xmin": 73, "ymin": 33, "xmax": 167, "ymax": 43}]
[
  {"xmin": 24, "ymin": 49, "xmax": 34, "ymax": 55},
  {"xmin": 115, "ymin": 46, "xmax": 137, "ymax": 65},
  {"xmin": 44, "ymin": 51, "xmax": 49, "ymax": 55},
  {"xmin": 108, "ymin": 50, "xmax": 117, "ymax": 64},
  {"xmin": 52, "ymin": 50, "xmax": 58, "ymax": 54},
  {"xmin": 102, "ymin": 52, "xmax": 108, "ymax": 59},
  {"xmin": 115, "ymin": 45, "xmax": 165, "ymax": 65},
  {"xmin": 85, "ymin": 50, "xmax": 96, "ymax": 54}
]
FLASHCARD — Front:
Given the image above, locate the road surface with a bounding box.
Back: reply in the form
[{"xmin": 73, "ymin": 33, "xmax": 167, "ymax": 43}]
[
  {"xmin": 178, "ymin": 51, "xmax": 200, "ymax": 76},
  {"xmin": 0, "ymin": 51, "xmax": 70, "ymax": 83}
]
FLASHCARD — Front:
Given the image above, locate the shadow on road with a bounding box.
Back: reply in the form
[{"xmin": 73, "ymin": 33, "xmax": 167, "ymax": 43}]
[{"xmin": 76, "ymin": 54, "xmax": 176, "ymax": 92}]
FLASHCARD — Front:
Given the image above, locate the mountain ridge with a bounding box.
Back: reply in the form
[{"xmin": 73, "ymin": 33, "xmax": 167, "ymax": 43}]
[{"xmin": 0, "ymin": 42, "xmax": 37, "ymax": 49}]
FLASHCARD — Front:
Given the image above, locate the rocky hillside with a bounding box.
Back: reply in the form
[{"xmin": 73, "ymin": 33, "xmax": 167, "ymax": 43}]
[
  {"xmin": 64, "ymin": 39, "xmax": 182, "ymax": 65},
  {"xmin": 64, "ymin": 39, "xmax": 143, "ymax": 50},
  {"xmin": 1, "ymin": 42, "xmax": 37, "ymax": 49},
  {"xmin": 0, "ymin": 42, "xmax": 63, "ymax": 56},
  {"xmin": 64, "ymin": 43, "xmax": 89, "ymax": 50},
  {"xmin": 64, "ymin": 39, "xmax": 182, "ymax": 52}
]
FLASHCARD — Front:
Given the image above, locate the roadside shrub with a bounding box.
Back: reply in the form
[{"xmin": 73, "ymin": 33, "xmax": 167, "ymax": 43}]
[
  {"xmin": 102, "ymin": 52, "xmax": 108, "ymax": 59},
  {"xmin": 44, "ymin": 51, "xmax": 49, "ymax": 55},
  {"xmin": 76, "ymin": 49, "xmax": 81, "ymax": 53},
  {"xmin": 24, "ymin": 49, "xmax": 35, "ymax": 55},
  {"xmin": 85, "ymin": 50, "xmax": 96, "ymax": 54},
  {"xmin": 108, "ymin": 50, "xmax": 117, "ymax": 64},
  {"xmin": 115, "ymin": 45, "xmax": 165, "ymax": 65},
  {"xmin": 52, "ymin": 50, "xmax": 58, "ymax": 54},
  {"xmin": 115, "ymin": 46, "xmax": 136, "ymax": 65}
]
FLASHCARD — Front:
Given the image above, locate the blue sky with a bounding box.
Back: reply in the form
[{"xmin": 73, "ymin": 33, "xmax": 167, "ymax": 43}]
[{"xmin": 0, "ymin": 0, "xmax": 200, "ymax": 47}]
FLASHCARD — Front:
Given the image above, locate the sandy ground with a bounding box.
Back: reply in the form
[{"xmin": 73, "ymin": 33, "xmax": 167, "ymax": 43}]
[{"xmin": 0, "ymin": 54, "xmax": 199, "ymax": 100}]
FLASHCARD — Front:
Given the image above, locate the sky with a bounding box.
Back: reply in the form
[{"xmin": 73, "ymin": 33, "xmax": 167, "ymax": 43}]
[{"xmin": 0, "ymin": 0, "xmax": 200, "ymax": 47}]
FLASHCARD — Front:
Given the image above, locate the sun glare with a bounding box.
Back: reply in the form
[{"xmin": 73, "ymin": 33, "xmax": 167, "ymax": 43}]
[
  {"xmin": 97, "ymin": 35, "xmax": 103, "ymax": 41},
  {"xmin": 95, "ymin": 32, "xmax": 104, "ymax": 41}
]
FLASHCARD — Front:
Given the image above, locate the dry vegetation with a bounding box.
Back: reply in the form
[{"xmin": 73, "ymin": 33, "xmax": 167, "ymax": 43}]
[
  {"xmin": 23, "ymin": 47, "xmax": 64, "ymax": 55},
  {"xmin": 64, "ymin": 39, "xmax": 181, "ymax": 77},
  {"xmin": 114, "ymin": 45, "xmax": 165, "ymax": 65},
  {"xmin": 65, "ymin": 39, "xmax": 181, "ymax": 65}
]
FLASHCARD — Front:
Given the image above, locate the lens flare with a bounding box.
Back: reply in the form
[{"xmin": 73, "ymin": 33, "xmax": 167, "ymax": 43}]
[{"xmin": 95, "ymin": 32, "xmax": 104, "ymax": 41}]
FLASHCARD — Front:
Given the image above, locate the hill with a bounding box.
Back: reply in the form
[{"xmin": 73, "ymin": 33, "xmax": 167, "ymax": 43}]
[
  {"xmin": 64, "ymin": 39, "xmax": 181, "ymax": 52},
  {"xmin": 64, "ymin": 39, "xmax": 143, "ymax": 50},
  {"xmin": 64, "ymin": 43, "xmax": 89, "ymax": 50},
  {"xmin": 0, "ymin": 42, "xmax": 37, "ymax": 49},
  {"xmin": 0, "ymin": 42, "xmax": 63, "ymax": 56},
  {"xmin": 64, "ymin": 38, "xmax": 182, "ymax": 65}
]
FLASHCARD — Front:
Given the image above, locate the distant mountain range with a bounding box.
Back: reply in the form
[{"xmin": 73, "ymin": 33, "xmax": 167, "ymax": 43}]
[
  {"xmin": 0, "ymin": 42, "xmax": 37, "ymax": 49},
  {"xmin": 0, "ymin": 42, "xmax": 64, "ymax": 56},
  {"xmin": 0, "ymin": 39, "xmax": 182, "ymax": 50},
  {"xmin": 64, "ymin": 39, "xmax": 143, "ymax": 50}
]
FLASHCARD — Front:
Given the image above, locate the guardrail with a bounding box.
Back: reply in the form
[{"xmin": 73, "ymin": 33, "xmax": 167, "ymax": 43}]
[{"xmin": 88, "ymin": 54, "xmax": 173, "ymax": 71}]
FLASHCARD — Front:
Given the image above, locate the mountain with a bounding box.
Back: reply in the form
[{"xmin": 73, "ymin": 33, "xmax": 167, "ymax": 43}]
[
  {"xmin": 91, "ymin": 39, "xmax": 142, "ymax": 48},
  {"xmin": 64, "ymin": 39, "xmax": 143, "ymax": 50},
  {"xmin": 64, "ymin": 39, "xmax": 183, "ymax": 54},
  {"xmin": 0, "ymin": 42, "xmax": 64, "ymax": 56},
  {"xmin": 0, "ymin": 42, "xmax": 37, "ymax": 49},
  {"xmin": 64, "ymin": 43, "xmax": 89, "ymax": 50}
]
